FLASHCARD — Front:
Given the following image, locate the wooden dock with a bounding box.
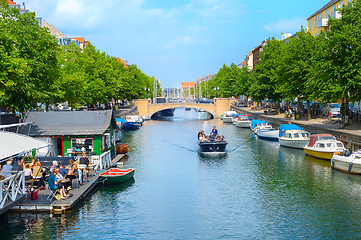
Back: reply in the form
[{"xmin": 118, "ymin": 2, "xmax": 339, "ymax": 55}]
[{"xmin": 10, "ymin": 154, "xmax": 127, "ymax": 213}]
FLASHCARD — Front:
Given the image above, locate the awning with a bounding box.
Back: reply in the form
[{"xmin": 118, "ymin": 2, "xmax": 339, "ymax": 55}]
[{"xmin": 0, "ymin": 131, "xmax": 49, "ymax": 162}]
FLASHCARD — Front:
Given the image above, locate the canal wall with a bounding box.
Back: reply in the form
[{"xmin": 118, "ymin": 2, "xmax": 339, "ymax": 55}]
[{"xmin": 231, "ymin": 105, "xmax": 361, "ymax": 151}]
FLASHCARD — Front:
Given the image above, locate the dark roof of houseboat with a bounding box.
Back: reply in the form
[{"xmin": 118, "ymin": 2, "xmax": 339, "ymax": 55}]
[{"xmin": 19, "ymin": 110, "xmax": 113, "ymax": 136}]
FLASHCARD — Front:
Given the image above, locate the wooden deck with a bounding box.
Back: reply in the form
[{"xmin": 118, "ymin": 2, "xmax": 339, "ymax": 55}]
[{"xmin": 9, "ymin": 154, "xmax": 127, "ymax": 213}]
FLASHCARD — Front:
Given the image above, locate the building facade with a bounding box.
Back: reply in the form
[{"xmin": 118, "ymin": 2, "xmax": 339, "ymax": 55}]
[{"xmin": 307, "ymin": 0, "xmax": 349, "ymax": 36}]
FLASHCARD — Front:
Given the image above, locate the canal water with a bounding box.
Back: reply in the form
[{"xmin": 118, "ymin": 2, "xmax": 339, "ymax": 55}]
[{"xmin": 2, "ymin": 108, "xmax": 361, "ymax": 239}]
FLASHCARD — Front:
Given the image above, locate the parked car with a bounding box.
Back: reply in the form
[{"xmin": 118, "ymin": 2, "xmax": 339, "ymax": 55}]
[{"xmin": 322, "ymin": 103, "xmax": 341, "ymax": 118}]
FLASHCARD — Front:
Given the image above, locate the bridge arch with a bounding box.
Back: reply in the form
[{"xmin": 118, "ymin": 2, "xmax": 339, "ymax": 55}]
[
  {"xmin": 148, "ymin": 105, "xmax": 216, "ymax": 119},
  {"xmin": 133, "ymin": 98, "xmax": 236, "ymax": 119}
]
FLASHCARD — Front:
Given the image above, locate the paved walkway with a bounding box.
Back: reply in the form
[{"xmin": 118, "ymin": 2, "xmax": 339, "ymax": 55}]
[{"xmin": 231, "ymin": 105, "xmax": 361, "ymax": 143}]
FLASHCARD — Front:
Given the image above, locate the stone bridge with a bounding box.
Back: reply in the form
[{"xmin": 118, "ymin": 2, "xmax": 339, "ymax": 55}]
[{"xmin": 133, "ymin": 98, "xmax": 236, "ymax": 119}]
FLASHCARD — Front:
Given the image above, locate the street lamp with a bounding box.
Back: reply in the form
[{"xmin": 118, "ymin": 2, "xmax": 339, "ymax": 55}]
[
  {"xmin": 217, "ymin": 86, "xmax": 219, "ymax": 98},
  {"xmin": 214, "ymin": 87, "xmax": 216, "ymax": 98},
  {"xmin": 148, "ymin": 88, "xmax": 150, "ymax": 98},
  {"xmin": 144, "ymin": 87, "xmax": 147, "ymax": 99}
]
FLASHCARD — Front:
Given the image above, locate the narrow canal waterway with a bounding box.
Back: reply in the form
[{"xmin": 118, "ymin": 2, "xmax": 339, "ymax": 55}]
[{"xmin": 3, "ymin": 108, "xmax": 361, "ymax": 239}]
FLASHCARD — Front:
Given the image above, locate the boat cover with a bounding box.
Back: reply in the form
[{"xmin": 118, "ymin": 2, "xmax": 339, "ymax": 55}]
[
  {"xmin": 250, "ymin": 120, "xmax": 269, "ymax": 128},
  {"xmin": 278, "ymin": 124, "xmax": 303, "ymax": 137},
  {"xmin": 307, "ymin": 134, "xmax": 334, "ymax": 147},
  {"xmin": 232, "ymin": 114, "xmax": 244, "ymax": 117}
]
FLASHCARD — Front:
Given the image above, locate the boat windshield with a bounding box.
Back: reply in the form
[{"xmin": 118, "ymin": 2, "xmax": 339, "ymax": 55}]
[
  {"xmin": 326, "ymin": 143, "xmax": 333, "ymax": 148},
  {"xmin": 319, "ymin": 136, "xmax": 336, "ymax": 141},
  {"xmin": 336, "ymin": 143, "xmax": 343, "ymax": 148},
  {"xmin": 293, "ymin": 133, "xmax": 300, "ymax": 138},
  {"xmin": 317, "ymin": 143, "xmax": 325, "ymax": 148},
  {"xmin": 301, "ymin": 133, "xmax": 310, "ymax": 138}
]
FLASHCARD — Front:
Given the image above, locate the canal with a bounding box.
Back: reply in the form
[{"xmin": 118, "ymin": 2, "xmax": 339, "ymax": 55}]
[{"xmin": 2, "ymin": 108, "xmax": 361, "ymax": 239}]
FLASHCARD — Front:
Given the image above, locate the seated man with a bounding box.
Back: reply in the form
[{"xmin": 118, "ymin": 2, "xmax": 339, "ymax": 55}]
[
  {"xmin": 48, "ymin": 169, "xmax": 67, "ymax": 200},
  {"xmin": 2, "ymin": 161, "xmax": 13, "ymax": 178}
]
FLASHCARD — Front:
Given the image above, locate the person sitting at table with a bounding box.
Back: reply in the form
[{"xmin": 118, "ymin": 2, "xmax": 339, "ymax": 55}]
[
  {"xmin": 58, "ymin": 164, "xmax": 68, "ymax": 178},
  {"xmin": 12, "ymin": 159, "xmax": 24, "ymax": 172},
  {"xmin": 50, "ymin": 161, "xmax": 59, "ymax": 171},
  {"xmin": 54, "ymin": 168, "xmax": 71, "ymax": 191},
  {"xmin": 79, "ymin": 152, "xmax": 90, "ymax": 165},
  {"xmin": 66, "ymin": 159, "xmax": 78, "ymax": 188},
  {"xmin": 48, "ymin": 168, "xmax": 67, "ymax": 200},
  {"xmin": 32, "ymin": 161, "xmax": 46, "ymax": 190},
  {"xmin": 24, "ymin": 163, "xmax": 32, "ymax": 181},
  {"xmin": 2, "ymin": 161, "xmax": 13, "ymax": 178}
]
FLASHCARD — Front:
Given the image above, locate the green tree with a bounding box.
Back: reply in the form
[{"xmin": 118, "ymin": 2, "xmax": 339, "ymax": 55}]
[
  {"xmin": 310, "ymin": 1, "xmax": 361, "ymax": 124},
  {"xmin": 0, "ymin": 3, "xmax": 60, "ymax": 112}
]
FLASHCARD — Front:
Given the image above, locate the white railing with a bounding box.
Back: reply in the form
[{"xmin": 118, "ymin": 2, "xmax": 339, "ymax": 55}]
[
  {"xmin": 90, "ymin": 150, "xmax": 112, "ymax": 171},
  {"xmin": 0, "ymin": 171, "xmax": 25, "ymax": 209}
]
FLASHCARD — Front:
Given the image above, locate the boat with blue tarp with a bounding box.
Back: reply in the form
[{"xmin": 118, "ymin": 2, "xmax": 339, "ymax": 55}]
[{"xmin": 278, "ymin": 124, "xmax": 310, "ymax": 149}]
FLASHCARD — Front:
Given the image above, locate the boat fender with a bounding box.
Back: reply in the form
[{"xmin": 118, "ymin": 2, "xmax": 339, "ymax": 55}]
[
  {"xmin": 331, "ymin": 159, "xmax": 334, "ymax": 168},
  {"xmin": 348, "ymin": 162, "xmax": 353, "ymax": 172}
]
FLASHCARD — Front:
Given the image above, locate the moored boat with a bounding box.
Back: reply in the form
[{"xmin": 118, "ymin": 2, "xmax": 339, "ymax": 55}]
[
  {"xmin": 250, "ymin": 120, "xmax": 273, "ymax": 132},
  {"xmin": 221, "ymin": 111, "xmax": 237, "ymax": 123},
  {"xmin": 278, "ymin": 124, "xmax": 310, "ymax": 149},
  {"xmin": 256, "ymin": 128, "xmax": 279, "ymax": 141},
  {"xmin": 116, "ymin": 143, "xmax": 129, "ymax": 154},
  {"xmin": 123, "ymin": 115, "xmax": 143, "ymax": 130},
  {"xmin": 99, "ymin": 168, "xmax": 135, "ymax": 184},
  {"xmin": 232, "ymin": 114, "xmax": 243, "ymax": 124},
  {"xmin": 331, "ymin": 150, "xmax": 361, "ymax": 174},
  {"xmin": 304, "ymin": 134, "xmax": 345, "ymax": 160},
  {"xmin": 235, "ymin": 115, "xmax": 253, "ymax": 128}
]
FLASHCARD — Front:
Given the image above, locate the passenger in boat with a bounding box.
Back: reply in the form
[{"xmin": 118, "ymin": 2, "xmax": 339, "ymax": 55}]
[
  {"xmin": 216, "ymin": 136, "xmax": 221, "ymax": 141},
  {"xmin": 198, "ymin": 129, "xmax": 204, "ymax": 141},
  {"xmin": 48, "ymin": 168, "xmax": 67, "ymax": 200},
  {"xmin": 211, "ymin": 126, "xmax": 218, "ymax": 138},
  {"xmin": 209, "ymin": 132, "xmax": 215, "ymax": 142},
  {"xmin": 220, "ymin": 135, "xmax": 225, "ymax": 141}
]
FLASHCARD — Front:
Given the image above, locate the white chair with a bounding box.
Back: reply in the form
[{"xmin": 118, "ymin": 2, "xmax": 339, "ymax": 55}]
[{"xmin": 46, "ymin": 184, "xmax": 58, "ymax": 201}]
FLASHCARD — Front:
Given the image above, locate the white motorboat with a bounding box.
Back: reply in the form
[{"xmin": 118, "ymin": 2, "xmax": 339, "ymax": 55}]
[
  {"xmin": 256, "ymin": 129, "xmax": 279, "ymax": 141},
  {"xmin": 232, "ymin": 114, "xmax": 243, "ymax": 125},
  {"xmin": 235, "ymin": 115, "xmax": 253, "ymax": 128},
  {"xmin": 278, "ymin": 124, "xmax": 310, "ymax": 149},
  {"xmin": 250, "ymin": 120, "xmax": 273, "ymax": 132},
  {"xmin": 304, "ymin": 134, "xmax": 345, "ymax": 160},
  {"xmin": 331, "ymin": 150, "xmax": 361, "ymax": 174},
  {"xmin": 221, "ymin": 111, "xmax": 237, "ymax": 123}
]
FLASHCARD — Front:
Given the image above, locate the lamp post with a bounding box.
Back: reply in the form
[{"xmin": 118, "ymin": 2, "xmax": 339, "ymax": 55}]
[
  {"xmin": 144, "ymin": 87, "xmax": 147, "ymax": 99},
  {"xmin": 214, "ymin": 87, "xmax": 216, "ymax": 98},
  {"xmin": 148, "ymin": 88, "xmax": 150, "ymax": 98},
  {"xmin": 217, "ymin": 86, "xmax": 219, "ymax": 98}
]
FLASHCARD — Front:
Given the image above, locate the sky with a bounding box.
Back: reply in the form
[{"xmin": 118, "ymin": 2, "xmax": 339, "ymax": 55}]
[{"xmin": 23, "ymin": 0, "xmax": 328, "ymax": 88}]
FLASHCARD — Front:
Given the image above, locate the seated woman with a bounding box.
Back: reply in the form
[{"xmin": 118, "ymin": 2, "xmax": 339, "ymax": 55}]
[
  {"xmin": 50, "ymin": 160, "xmax": 59, "ymax": 171},
  {"xmin": 48, "ymin": 169, "xmax": 67, "ymax": 200},
  {"xmin": 66, "ymin": 159, "xmax": 78, "ymax": 188},
  {"xmin": 24, "ymin": 163, "xmax": 32, "ymax": 181},
  {"xmin": 220, "ymin": 135, "xmax": 225, "ymax": 141},
  {"xmin": 32, "ymin": 161, "xmax": 46, "ymax": 190},
  {"xmin": 31, "ymin": 157, "xmax": 41, "ymax": 169}
]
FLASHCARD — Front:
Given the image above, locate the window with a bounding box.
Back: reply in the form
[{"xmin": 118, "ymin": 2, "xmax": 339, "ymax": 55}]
[
  {"xmin": 337, "ymin": 143, "xmax": 343, "ymax": 147},
  {"xmin": 315, "ymin": 33, "xmax": 317, "ymax": 36},
  {"xmin": 340, "ymin": 1, "xmax": 343, "ymax": 8},
  {"xmin": 326, "ymin": 143, "xmax": 332, "ymax": 148},
  {"xmin": 314, "ymin": 17, "xmax": 317, "ymax": 28},
  {"xmin": 294, "ymin": 133, "xmax": 300, "ymax": 138},
  {"xmin": 318, "ymin": 143, "xmax": 325, "ymax": 148},
  {"xmin": 71, "ymin": 138, "xmax": 94, "ymax": 152},
  {"xmin": 320, "ymin": 12, "xmax": 323, "ymax": 19},
  {"xmin": 309, "ymin": 20, "xmax": 312, "ymax": 30},
  {"xmin": 333, "ymin": 5, "xmax": 336, "ymax": 12},
  {"xmin": 326, "ymin": 9, "xmax": 329, "ymax": 17}
]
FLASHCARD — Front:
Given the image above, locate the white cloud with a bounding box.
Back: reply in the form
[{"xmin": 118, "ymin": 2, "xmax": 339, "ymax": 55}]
[{"xmin": 263, "ymin": 16, "xmax": 306, "ymax": 33}]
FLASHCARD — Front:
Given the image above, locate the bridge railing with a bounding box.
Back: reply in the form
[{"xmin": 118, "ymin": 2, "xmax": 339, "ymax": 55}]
[{"xmin": 0, "ymin": 171, "xmax": 25, "ymax": 209}]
